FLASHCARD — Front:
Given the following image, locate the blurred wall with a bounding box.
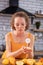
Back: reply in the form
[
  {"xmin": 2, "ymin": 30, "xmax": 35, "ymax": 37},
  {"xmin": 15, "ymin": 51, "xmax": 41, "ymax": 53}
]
[{"xmin": 0, "ymin": 0, "xmax": 43, "ymax": 51}]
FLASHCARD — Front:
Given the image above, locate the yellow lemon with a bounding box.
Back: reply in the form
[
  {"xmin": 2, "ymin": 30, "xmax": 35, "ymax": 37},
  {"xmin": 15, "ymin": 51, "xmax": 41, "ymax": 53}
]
[
  {"xmin": 2, "ymin": 51, "xmax": 6, "ymax": 59},
  {"xmin": 16, "ymin": 60, "xmax": 24, "ymax": 65},
  {"xmin": 2, "ymin": 58, "xmax": 9, "ymax": 65},
  {"xmin": 27, "ymin": 59, "xmax": 36, "ymax": 65},
  {"xmin": 8, "ymin": 56, "xmax": 16, "ymax": 65},
  {"xmin": 35, "ymin": 61, "xmax": 42, "ymax": 65},
  {"xmin": 22, "ymin": 58, "xmax": 27, "ymax": 64}
]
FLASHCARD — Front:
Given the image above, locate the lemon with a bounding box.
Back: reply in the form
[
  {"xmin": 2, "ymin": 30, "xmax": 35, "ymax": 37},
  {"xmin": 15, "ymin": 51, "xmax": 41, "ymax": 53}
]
[
  {"xmin": 8, "ymin": 56, "xmax": 16, "ymax": 65},
  {"xmin": 2, "ymin": 58, "xmax": 9, "ymax": 65},
  {"xmin": 16, "ymin": 60, "xmax": 24, "ymax": 65}
]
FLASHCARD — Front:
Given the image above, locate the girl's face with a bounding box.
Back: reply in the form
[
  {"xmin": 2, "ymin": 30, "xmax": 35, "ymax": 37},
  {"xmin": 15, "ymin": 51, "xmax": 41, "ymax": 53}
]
[{"xmin": 14, "ymin": 17, "xmax": 26, "ymax": 33}]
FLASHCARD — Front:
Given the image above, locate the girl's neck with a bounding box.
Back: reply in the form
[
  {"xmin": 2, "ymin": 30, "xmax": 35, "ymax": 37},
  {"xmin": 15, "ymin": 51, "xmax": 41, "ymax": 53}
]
[{"xmin": 13, "ymin": 30, "xmax": 25, "ymax": 37}]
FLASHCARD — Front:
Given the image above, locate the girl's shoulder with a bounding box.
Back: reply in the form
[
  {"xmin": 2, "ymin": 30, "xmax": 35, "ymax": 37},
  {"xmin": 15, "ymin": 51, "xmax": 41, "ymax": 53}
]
[
  {"xmin": 27, "ymin": 32, "xmax": 35, "ymax": 38},
  {"xmin": 5, "ymin": 32, "xmax": 12, "ymax": 38}
]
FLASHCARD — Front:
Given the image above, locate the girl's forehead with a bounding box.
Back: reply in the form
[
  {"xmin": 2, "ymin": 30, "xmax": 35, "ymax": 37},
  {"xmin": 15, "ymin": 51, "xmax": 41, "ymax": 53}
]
[{"xmin": 14, "ymin": 17, "xmax": 26, "ymax": 23}]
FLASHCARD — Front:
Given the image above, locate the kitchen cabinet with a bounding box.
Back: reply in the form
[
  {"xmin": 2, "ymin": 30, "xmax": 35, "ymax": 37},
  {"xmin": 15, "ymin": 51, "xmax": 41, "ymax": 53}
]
[
  {"xmin": 33, "ymin": 29, "xmax": 43, "ymax": 32},
  {"xmin": 35, "ymin": 14, "xmax": 43, "ymax": 18}
]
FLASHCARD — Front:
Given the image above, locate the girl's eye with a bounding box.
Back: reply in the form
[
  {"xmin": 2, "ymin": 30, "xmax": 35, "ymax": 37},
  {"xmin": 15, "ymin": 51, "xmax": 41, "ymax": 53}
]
[
  {"xmin": 16, "ymin": 24, "xmax": 19, "ymax": 26},
  {"xmin": 21, "ymin": 23, "xmax": 24, "ymax": 26},
  {"xmin": 16, "ymin": 23, "xmax": 24, "ymax": 26}
]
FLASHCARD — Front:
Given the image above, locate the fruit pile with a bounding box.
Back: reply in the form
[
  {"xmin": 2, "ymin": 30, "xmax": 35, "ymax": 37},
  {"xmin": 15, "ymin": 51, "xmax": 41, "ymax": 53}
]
[
  {"xmin": 16, "ymin": 58, "xmax": 43, "ymax": 65},
  {"xmin": 2, "ymin": 57, "xmax": 43, "ymax": 65}
]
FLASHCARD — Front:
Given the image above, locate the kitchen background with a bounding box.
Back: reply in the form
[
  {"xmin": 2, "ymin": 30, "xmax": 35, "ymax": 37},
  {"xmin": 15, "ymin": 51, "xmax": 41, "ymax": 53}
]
[{"xmin": 0, "ymin": 0, "xmax": 43, "ymax": 58}]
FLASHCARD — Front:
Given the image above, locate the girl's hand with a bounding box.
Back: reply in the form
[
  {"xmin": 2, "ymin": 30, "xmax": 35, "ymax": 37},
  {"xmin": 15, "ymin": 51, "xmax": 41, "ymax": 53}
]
[
  {"xmin": 20, "ymin": 46, "xmax": 26, "ymax": 53},
  {"xmin": 24, "ymin": 47, "xmax": 32, "ymax": 54},
  {"xmin": 25, "ymin": 47, "xmax": 32, "ymax": 51},
  {"xmin": 20, "ymin": 46, "xmax": 32, "ymax": 54}
]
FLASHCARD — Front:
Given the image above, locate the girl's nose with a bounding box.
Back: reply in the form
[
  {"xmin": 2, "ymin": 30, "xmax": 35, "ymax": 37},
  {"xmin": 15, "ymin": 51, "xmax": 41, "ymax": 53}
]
[{"xmin": 19, "ymin": 25, "xmax": 22, "ymax": 27}]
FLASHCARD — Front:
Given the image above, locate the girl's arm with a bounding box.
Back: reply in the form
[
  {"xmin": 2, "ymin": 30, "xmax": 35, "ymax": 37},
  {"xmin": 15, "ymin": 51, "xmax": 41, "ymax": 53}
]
[
  {"xmin": 25, "ymin": 34, "xmax": 35, "ymax": 58},
  {"xmin": 29, "ymin": 34, "xmax": 35, "ymax": 58}
]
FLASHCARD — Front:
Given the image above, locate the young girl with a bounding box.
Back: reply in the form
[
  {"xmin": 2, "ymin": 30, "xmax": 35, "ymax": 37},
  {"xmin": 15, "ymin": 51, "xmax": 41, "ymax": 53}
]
[{"xmin": 2, "ymin": 11, "xmax": 35, "ymax": 65}]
